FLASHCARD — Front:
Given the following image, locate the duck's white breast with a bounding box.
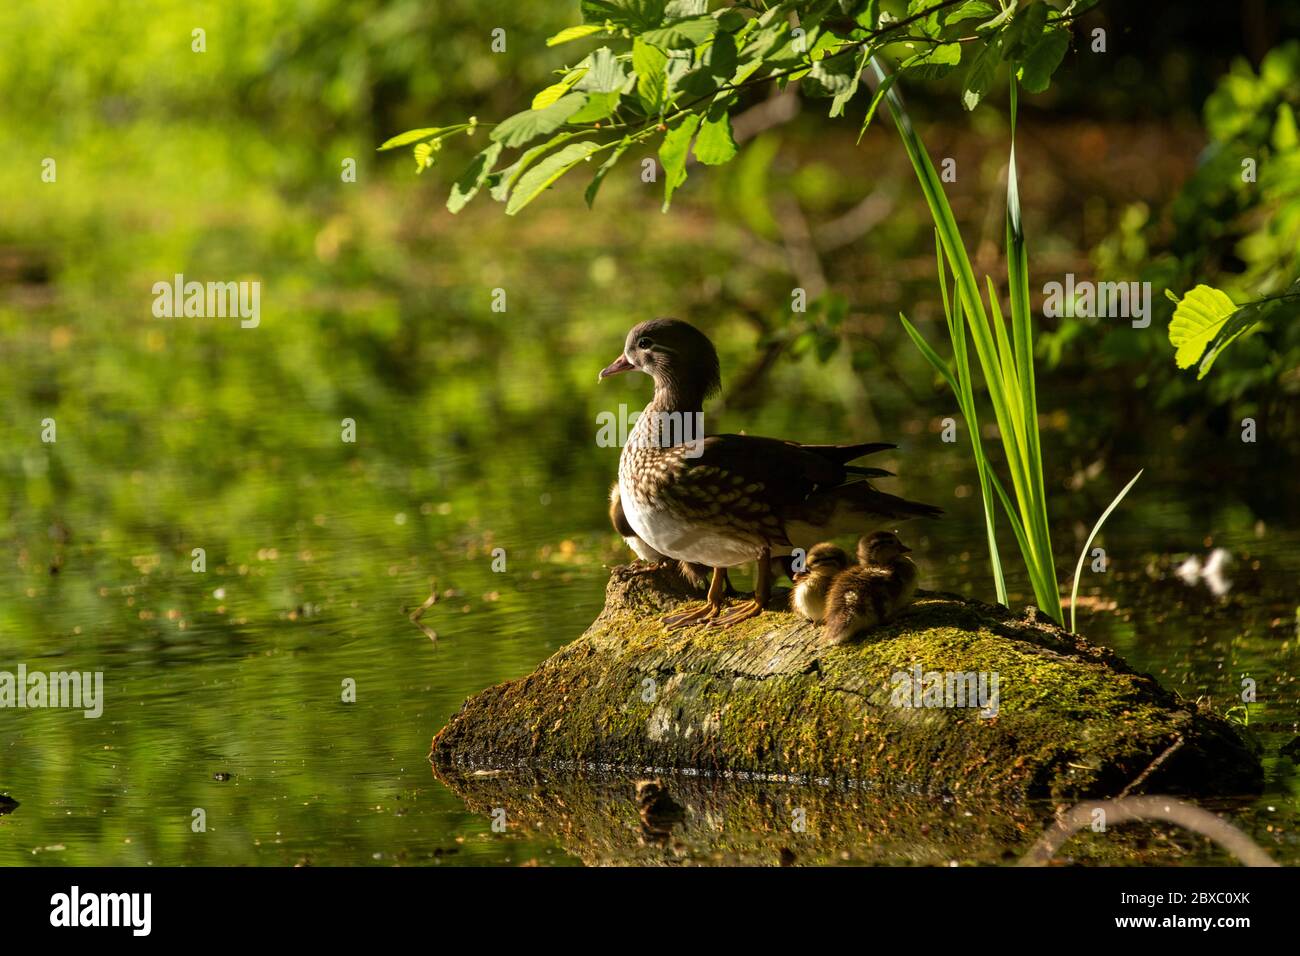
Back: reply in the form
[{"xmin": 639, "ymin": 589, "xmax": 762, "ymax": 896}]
[{"xmin": 617, "ymin": 473, "xmax": 757, "ymax": 568}]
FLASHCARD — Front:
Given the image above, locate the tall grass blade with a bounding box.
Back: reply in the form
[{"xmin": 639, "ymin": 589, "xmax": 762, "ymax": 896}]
[
  {"xmin": 1068, "ymin": 470, "xmax": 1144, "ymax": 633},
  {"xmin": 1004, "ymin": 79, "xmax": 1059, "ymax": 623},
  {"xmin": 933, "ymin": 234, "xmax": 1008, "ymax": 605}
]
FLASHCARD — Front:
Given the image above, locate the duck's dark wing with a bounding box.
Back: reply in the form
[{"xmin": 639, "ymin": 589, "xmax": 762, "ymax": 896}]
[
  {"xmin": 672, "ymin": 433, "xmax": 853, "ymax": 521},
  {"xmin": 690, "ymin": 435, "xmax": 895, "ymax": 494},
  {"xmin": 665, "ymin": 434, "xmax": 936, "ymax": 547}
]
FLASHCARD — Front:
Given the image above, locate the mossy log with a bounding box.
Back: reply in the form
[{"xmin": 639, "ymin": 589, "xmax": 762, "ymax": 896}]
[{"xmin": 431, "ymin": 565, "xmax": 1261, "ymax": 802}]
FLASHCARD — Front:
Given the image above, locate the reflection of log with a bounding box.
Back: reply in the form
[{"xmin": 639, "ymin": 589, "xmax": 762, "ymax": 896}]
[
  {"xmin": 431, "ymin": 566, "xmax": 1262, "ymax": 803},
  {"xmin": 432, "ymin": 767, "xmax": 1251, "ymax": 867}
]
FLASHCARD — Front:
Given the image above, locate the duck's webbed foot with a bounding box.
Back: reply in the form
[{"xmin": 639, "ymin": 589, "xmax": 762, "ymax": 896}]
[
  {"xmin": 661, "ymin": 567, "xmax": 728, "ymax": 630},
  {"xmin": 713, "ymin": 547, "xmax": 773, "ymax": 628},
  {"xmin": 661, "ymin": 600, "xmax": 724, "ymax": 630},
  {"xmin": 712, "ymin": 599, "xmax": 764, "ymax": 627}
]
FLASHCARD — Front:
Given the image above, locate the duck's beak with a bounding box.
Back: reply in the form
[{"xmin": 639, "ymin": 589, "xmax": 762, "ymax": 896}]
[
  {"xmin": 599, "ymin": 354, "xmax": 634, "ymax": 381},
  {"xmin": 898, "ymin": 545, "xmax": 913, "ymax": 554}
]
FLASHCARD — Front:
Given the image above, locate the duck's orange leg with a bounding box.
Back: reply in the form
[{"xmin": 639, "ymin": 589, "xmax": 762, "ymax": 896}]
[
  {"xmin": 714, "ymin": 547, "xmax": 772, "ymax": 627},
  {"xmin": 662, "ymin": 567, "xmax": 728, "ymax": 630}
]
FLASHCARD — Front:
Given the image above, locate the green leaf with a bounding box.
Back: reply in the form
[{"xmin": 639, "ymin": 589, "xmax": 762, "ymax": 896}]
[
  {"xmin": 1002, "ymin": 1, "xmax": 1048, "ymax": 61},
  {"xmin": 704, "ymin": 31, "xmax": 738, "ymax": 78},
  {"xmin": 533, "ymin": 75, "xmax": 584, "ymax": 110},
  {"xmin": 659, "ymin": 113, "xmax": 702, "ymax": 211},
  {"xmin": 1018, "ymin": 27, "xmax": 1070, "ymax": 93},
  {"xmin": 586, "ymin": 138, "xmax": 631, "ymax": 208},
  {"xmin": 945, "ymin": 1, "xmax": 996, "ymax": 25},
  {"xmin": 678, "ymin": 64, "xmax": 721, "ymax": 97},
  {"xmin": 962, "ymin": 39, "xmax": 1001, "ymax": 111},
  {"xmin": 976, "ymin": 4, "xmax": 1016, "ymax": 33},
  {"xmin": 581, "ymin": 0, "xmax": 665, "ymax": 31},
  {"xmin": 574, "ymin": 47, "xmax": 627, "ymax": 94},
  {"xmin": 492, "ymin": 94, "xmax": 588, "ymax": 148},
  {"xmin": 447, "ymin": 142, "xmax": 503, "ymax": 214},
  {"xmin": 663, "ymin": 54, "xmax": 693, "ymax": 99},
  {"xmin": 413, "ymin": 141, "xmax": 437, "ymax": 173},
  {"xmin": 693, "ymin": 108, "xmax": 737, "ymax": 165},
  {"xmin": 489, "ymin": 132, "xmax": 586, "ymax": 202},
  {"xmin": 642, "ymin": 15, "xmax": 718, "ymax": 50},
  {"xmin": 379, "ymin": 127, "xmax": 456, "ymax": 151},
  {"xmin": 567, "ymin": 90, "xmax": 621, "ymax": 124},
  {"xmin": 506, "ymin": 142, "xmax": 600, "ymax": 215},
  {"xmin": 633, "ymin": 39, "xmax": 669, "ymax": 114},
  {"xmin": 804, "ymin": 50, "xmax": 860, "ymax": 112},
  {"xmin": 857, "ymin": 71, "xmax": 896, "ymax": 142},
  {"xmin": 1167, "ymin": 284, "xmax": 1238, "ymax": 369},
  {"xmin": 904, "ymin": 0, "xmax": 947, "ymax": 37},
  {"xmin": 741, "ymin": 22, "xmax": 791, "ymax": 62},
  {"xmin": 1197, "ymin": 278, "xmax": 1300, "ymax": 378},
  {"xmin": 901, "ymin": 41, "xmax": 961, "ymax": 81},
  {"xmin": 547, "ymin": 24, "xmax": 607, "ymax": 46}
]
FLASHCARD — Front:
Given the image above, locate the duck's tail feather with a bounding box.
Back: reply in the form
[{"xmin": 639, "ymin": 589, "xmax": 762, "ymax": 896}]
[
  {"xmin": 838, "ymin": 481, "xmax": 944, "ymax": 521},
  {"xmin": 802, "ymin": 441, "xmax": 896, "ymax": 465},
  {"xmin": 843, "ymin": 465, "xmax": 895, "ymax": 479},
  {"xmin": 785, "ymin": 483, "xmax": 942, "ymax": 552}
]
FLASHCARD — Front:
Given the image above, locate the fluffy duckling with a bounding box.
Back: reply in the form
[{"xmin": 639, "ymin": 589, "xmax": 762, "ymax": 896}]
[
  {"xmin": 790, "ymin": 543, "xmax": 852, "ymax": 623},
  {"xmin": 823, "ymin": 531, "xmax": 918, "ymax": 644}
]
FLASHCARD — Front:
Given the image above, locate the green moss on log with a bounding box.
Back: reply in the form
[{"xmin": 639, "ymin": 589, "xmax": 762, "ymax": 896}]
[{"xmin": 431, "ymin": 565, "xmax": 1261, "ymax": 802}]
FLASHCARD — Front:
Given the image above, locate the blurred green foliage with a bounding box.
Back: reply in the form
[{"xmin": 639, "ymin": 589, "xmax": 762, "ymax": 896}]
[{"xmin": 1042, "ymin": 41, "xmax": 1300, "ymax": 419}]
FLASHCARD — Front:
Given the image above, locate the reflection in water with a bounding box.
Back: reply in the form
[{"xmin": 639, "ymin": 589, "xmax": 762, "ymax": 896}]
[
  {"xmin": 1020, "ymin": 796, "xmax": 1278, "ymax": 867},
  {"xmin": 433, "ymin": 766, "xmax": 1282, "ymax": 867},
  {"xmin": 1175, "ymin": 548, "xmax": 1235, "ymax": 598}
]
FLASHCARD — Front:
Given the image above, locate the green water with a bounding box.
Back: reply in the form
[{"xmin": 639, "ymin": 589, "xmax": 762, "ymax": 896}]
[{"xmin": 1, "ymin": 324, "xmax": 1297, "ymax": 864}]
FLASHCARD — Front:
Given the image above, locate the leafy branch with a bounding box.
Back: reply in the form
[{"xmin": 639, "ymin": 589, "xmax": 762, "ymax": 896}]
[
  {"xmin": 382, "ymin": 0, "xmax": 1086, "ymax": 214},
  {"xmin": 1167, "ymin": 279, "xmax": 1300, "ymax": 379}
]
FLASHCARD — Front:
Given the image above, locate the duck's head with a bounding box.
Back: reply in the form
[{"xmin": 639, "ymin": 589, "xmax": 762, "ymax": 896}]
[
  {"xmin": 858, "ymin": 531, "xmax": 912, "ymax": 566},
  {"xmin": 792, "ymin": 543, "xmax": 851, "ymax": 584},
  {"xmin": 599, "ymin": 318, "xmax": 721, "ymax": 407}
]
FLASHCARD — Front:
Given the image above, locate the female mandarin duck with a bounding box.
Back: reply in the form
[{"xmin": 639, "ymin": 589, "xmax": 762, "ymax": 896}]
[{"xmin": 599, "ymin": 318, "xmax": 940, "ymax": 630}]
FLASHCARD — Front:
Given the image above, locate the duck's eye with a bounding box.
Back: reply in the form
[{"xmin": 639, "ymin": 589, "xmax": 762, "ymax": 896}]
[{"xmin": 636, "ymin": 336, "xmax": 653, "ymax": 350}]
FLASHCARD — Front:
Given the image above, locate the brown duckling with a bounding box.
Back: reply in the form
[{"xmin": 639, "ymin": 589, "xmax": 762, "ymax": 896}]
[
  {"xmin": 790, "ymin": 543, "xmax": 852, "ymax": 623},
  {"xmin": 823, "ymin": 531, "xmax": 918, "ymax": 644}
]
